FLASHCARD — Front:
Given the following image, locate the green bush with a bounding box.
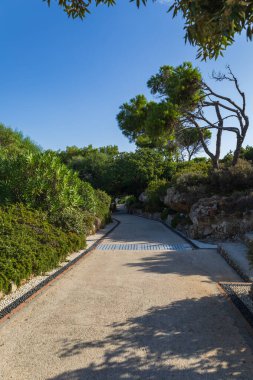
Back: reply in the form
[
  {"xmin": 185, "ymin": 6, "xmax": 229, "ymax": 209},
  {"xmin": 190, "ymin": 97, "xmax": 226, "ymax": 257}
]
[
  {"xmin": 125, "ymin": 195, "xmax": 137, "ymax": 208},
  {"xmin": 0, "ymin": 151, "xmax": 111, "ymax": 234},
  {"xmin": 171, "ymin": 213, "xmax": 192, "ymax": 229},
  {"xmin": 94, "ymin": 189, "xmax": 111, "ymax": 225},
  {"xmin": 0, "ymin": 204, "xmax": 86, "ymax": 294},
  {"xmin": 0, "ymin": 123, "xmax": 41, "ymax": 155},
  {"xmin": 79, "ymin": 181, "xmax": 97, "ymax": 213},
  {"xmin": 0, "ymin": 151, "xmax": 83, "ymax": 211},
  {"xmin": 210, "ymin": 159, "xmax": 253, "ymax": 193},
  {"xmin": 175, "ymin": 159, "xmax": 210, "ymax": 176},
  {"xmin": 145, "ymin": 179, "xmax": 168, "ymax": 212},
  {"xmin": 49, "ymin": 207, "xmax": 89, "ymax": 234},
  {"xmin": 161, "ymin": 208, "xmax": 176, "ymax": 220},
  {"xmin": 173, "ymin": 171, "xmax": 209, "ymax": 192}
]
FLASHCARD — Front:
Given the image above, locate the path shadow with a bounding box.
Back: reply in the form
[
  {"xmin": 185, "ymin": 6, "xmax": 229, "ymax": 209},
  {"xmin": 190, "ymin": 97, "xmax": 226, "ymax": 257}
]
[
  {"xmin": 48, "ymin": 296, "xmax": 253, "ymax": 380},
  {"xmin": 125, "ymin": 249, "xmax": 234, "ymax": 284}
]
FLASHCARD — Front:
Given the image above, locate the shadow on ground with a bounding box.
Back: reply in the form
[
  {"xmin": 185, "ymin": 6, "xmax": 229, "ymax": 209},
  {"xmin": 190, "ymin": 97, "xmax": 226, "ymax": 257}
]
[
  {"xmin": 125, "ymin": 249, "xmax": 234, "ymax": 284},
  {"xmin": 48, "ymin": 296, "xmax": 253, "ymax": 380}
]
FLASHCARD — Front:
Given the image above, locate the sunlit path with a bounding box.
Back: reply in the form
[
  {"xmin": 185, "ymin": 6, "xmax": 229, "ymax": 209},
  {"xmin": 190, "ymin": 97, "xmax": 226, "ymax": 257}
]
[{"xmin": 1, "ymin": 213, "xmax": 253, "ymax": 379}]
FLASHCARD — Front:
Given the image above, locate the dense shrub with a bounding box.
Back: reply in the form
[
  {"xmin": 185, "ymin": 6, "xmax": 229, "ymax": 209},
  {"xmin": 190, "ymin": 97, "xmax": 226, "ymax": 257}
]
[
  {"xmin": 79, "ymin": 181, "xmax": 97, "ymax": 213},
  {"xmin": 0, "ymin": 123, "xmax": 41, "ymax": 155},
  {"xmin": 241, "ymin": 146, "xmax": 253, "ymax": 163},
  {"xmin": 171, "ymin": 213, "xmax": 192, "ymax": 229},
  {"xmin": 49, "ymin": 207, "xmax": 90, "ymax": 234},
  {"xmin": 125, "ymin": 195, "xmax": 138, "ymax": 210},
  {"xmin": 0, "ymin": 204, "xmax": 86, "ymax": 294},
  {"xmin": 0, "ymin": 151, "xmax": 111, "ymax": 233},
  {"xmin": 210, "ymin": 159, "xmax": 253, "ymax": 193},
  {"xmin": 94, "ymin": 189, "xmax": 112, "ymax": 225},
  {"xmin": 170, "ymin": 159, "xmax": 253, "ymax": 196},
  {"xmin": 144, "ymin": 179, "xmax": 168, "ymax": 212},
  {"xmin": 161, "ymin": 208, "xmax": 176, "ymax": 220},
  {"xmin": 173, "ymin": 171, "xmax": 209, "ymax": 192},
  {"xmin": 175, "ymin": 159, "xmax": 210, "ymax": 176},
  {"xmin": 0, "ymin": 152, "xmax": 83, "ymax": 210}
]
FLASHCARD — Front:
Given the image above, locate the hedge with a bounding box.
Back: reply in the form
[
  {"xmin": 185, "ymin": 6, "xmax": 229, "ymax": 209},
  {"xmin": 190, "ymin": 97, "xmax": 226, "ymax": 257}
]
[{"xmin": 0, "ymin": 204, "xmax": 86, "ymax": 294}]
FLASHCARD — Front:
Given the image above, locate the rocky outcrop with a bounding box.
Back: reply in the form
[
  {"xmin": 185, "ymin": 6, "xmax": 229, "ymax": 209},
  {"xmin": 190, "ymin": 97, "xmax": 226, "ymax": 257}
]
[
  {"xmin": 164, "ymin": 186, "xmax": 206, "ymax": 213},
  {"xmin": 139, "ymin": 192, "xmax": 148, "ymax": 203},
  {"xmin": 188, "ymin": 193, "xmax": 253, "ymax": 239}
]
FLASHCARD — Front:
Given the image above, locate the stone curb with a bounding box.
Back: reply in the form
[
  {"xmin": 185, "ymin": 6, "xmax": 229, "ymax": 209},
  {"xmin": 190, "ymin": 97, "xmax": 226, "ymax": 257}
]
[
  {"xmin": 0, "ymin": 218, "xmax": 120, "ymax": 321},
  {"xmin": 130, "ymin": 211, "xmax": 199, "ymax": 249},
  {"xmin": 217, "ymin": 245, "xmax": 251, "ymax": 283}
]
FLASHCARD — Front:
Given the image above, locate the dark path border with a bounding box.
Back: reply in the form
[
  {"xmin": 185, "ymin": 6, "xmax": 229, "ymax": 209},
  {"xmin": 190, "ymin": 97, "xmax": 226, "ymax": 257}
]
[
  {"xmin": 0, "ymin": 218, "xmax": 120, "ymax": 321},
  {"xmin": 220, "ymin": 283, "xmax": 253, "ymax": 330},
  {"xmin": 130, "ymin": 212, "xmax": 199, "ymax": 249}
]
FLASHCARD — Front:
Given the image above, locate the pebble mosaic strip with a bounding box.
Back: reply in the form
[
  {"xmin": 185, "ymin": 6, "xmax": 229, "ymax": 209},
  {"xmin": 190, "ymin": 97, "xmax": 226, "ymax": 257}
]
[
  {"xmin": 220, "ymin": 282, "xmax": 253, "ymax": 328},
  {"xmin": 96, "ymin": 243, "xmax": 192, "ymax": 251}
]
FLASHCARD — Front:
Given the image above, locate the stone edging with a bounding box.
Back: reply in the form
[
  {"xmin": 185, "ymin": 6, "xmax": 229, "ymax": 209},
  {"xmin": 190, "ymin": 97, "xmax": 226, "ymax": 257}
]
[
  {"xmin": 0, "ymin": 218, "xmax": 120, "ymax": 321},
  {"xmin": 217, "ymin": 245, "xmax": 250, "ymax": 282},
  {"xmin": 130, "ymin": 211, "xmax": 199, "ymax": 249},
  {"xmin": 217, "ymin": 246, "xmax": 253, "ymax": 329}
]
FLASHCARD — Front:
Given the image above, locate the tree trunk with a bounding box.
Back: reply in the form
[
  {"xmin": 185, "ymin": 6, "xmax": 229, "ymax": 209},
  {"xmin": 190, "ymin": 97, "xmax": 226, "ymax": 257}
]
[
  {"xmin": 212, "ymin": 158, "xmax": 219, "ymax": 169},
  {"xmin": 232, "ymin": 137, "xmax": 243, "ymax": 166},
  {"xmin": 250, "ymin": 283, "xmax": 253, "ymax": 299}
]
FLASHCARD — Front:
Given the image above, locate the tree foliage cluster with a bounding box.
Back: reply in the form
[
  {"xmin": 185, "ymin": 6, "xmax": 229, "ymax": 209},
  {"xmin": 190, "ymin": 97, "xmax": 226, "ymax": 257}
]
[
  {"xmin": 46, "ymin": 0, "xmax": 253, "ymax": 59},
  {"xmin": 58, "ymin": 145, "xmax": 179, "ymax": 196},
  {"xmin": 117, "ymin": 62, "xmax": 249, "ymax": 169},
  {"xmin": 0, "ymin": 124, "xmax": 111, "ymax": 294}
]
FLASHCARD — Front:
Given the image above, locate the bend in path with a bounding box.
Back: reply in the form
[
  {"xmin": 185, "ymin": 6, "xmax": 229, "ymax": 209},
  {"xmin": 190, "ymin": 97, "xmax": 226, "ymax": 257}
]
[{"xmin": 1, "ymin": 213, "xmax": 253, "ymax": 379}]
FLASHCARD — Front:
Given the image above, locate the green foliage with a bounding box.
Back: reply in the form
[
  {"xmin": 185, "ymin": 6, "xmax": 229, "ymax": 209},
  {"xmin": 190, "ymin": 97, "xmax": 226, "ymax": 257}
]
[
  {"xmin": 111, "ymin": 149, "xmax": 171, "ymax": 196},
  {"xmin": 147, "ymin": 63, "xmax": 203, "ymax": 110},
  {"xmin": 161, "ymin": 208, "xmax": 176, "ymax": 220},
  {"xmin": 170, "ymin": 0, "xmax": 253, "ymax": 60},
  {"xmin": 58, "ymin": 145, "xmax": 118, "ymax": 191},
  {"xmin": 49, "ymin": 206, "xmax": 90, "ymax": 234},
  {"xmin": 171, "ymin": 213, "xmax": 192, "ymax": 228},
  {"xmin": 173, "ymin": 171, "xmax": 209, "ymax": 193},
  {"xmin": 172, "ymin": 159, "xmax": 211, "ymax": 191},
  {"xmin": 117, "ymin": 95, "xmax": 149, "ymax": 143},
  {"xmin": 173, "ymin": 158, "xmax": 210, "ymax": 177},
  {"xmin": 0, "ymin": 125, "xmax": 112, "ymax": 296},
  {"xmin": 60, "ymin": 145, "xmax": 174, "ymax": 197},
  {"xmin": 94, "ymin": 189, "xmax": 111, "ymax": 224},
  {"xmin": 124, "ymin": 195, "xmax": 144, "ymax": 213},
  {"xmin": 0, "ymin": 204, "xmax": 85, "ymax": 294},
  {"xmin": 210, "ymin": 159, "xmax": 253, "ymax": 193},
  {"xmin": 0, "ymin": 123, "xmax": 41, "ymax": 155},
  {"xmin": 46, "ymin": 1, "xmax": 253, "ymax": 60},
  {"xmin": 0, "ymin": 151, "xmax": 83, "ymax": 212},
  {"xmin": 176, "ymin": 127, "xmax": 211, "ymax": 161},
  {"xmin": 117, "ymin": 63, "xmax": 212, "ymax": 161},
  {"xmin": 241, "ymin": 145, "xmax": 253, "ymax": 162},
  {"xmin": 79, "ymin": 181, "xmax": 97, "ymax": 213},
  {"xmin": 145, "ymin": 179, "xmax": 168, "ymax": 212}
]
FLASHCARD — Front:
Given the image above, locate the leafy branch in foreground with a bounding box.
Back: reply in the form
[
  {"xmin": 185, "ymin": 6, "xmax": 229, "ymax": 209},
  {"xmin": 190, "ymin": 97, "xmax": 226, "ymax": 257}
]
[{"xmin": 45, "ymin": 1, "xmax": 253, "ymax": 59}]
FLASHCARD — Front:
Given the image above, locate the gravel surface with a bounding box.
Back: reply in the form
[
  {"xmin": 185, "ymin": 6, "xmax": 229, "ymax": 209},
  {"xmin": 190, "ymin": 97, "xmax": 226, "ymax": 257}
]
[
  {"xmin": 0, "ymin": 221, "xmax": 117, "ymax": 313},
  {"xmin": 1, "ymin": 214, "xmax": 253, "ymax": 379}
]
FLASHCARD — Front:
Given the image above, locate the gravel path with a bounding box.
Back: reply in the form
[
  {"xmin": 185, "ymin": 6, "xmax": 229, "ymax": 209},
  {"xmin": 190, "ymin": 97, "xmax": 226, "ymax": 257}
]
[
  {"xmin": 0, "ymin": 220, "xmax": 118, "ymax": 313},
  {"xmin": 1, "ymin": 213, "xmax": 253, "ymax": 379}
]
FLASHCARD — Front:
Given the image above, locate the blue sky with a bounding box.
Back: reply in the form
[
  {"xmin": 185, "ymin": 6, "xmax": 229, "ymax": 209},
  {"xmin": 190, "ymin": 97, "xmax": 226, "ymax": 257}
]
[{"xmin": 0, "ymin": 0, "xmax": 252, "ymax": 156}]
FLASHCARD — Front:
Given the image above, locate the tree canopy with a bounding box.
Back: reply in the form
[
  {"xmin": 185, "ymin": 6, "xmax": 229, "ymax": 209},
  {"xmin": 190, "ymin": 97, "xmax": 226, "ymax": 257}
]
[
  {"xmin": 117, "ymin": 62, "xmax": 249, "ymax": 168},
  {"xmin": 46, "ymin": 0, "xmax": 253, "ymax": 59}
]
